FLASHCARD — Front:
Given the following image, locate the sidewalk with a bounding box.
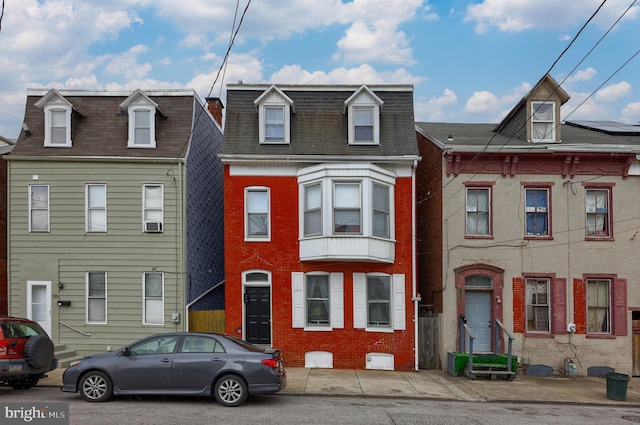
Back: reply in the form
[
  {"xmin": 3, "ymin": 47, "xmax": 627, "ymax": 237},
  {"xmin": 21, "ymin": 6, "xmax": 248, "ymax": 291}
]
[{"xmin": 40, "ymin": 366, "xmax": 640, "ymax": 406}]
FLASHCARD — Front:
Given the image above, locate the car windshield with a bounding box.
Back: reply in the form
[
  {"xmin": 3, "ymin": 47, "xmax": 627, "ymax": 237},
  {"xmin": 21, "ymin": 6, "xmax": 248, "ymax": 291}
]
[
  {"xmin": 222, "ymin": 336, "xmax": 265, "ymax": 353},
  {"xmin": 1, "ymin": 320, "xmax": 46, "ymax": 338}
]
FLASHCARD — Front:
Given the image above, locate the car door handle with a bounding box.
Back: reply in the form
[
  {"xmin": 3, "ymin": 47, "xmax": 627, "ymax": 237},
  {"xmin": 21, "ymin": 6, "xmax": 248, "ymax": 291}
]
[
  {"xmin": 161, "ymin": 358, "xmax": 173, "ymax": 363},
  {"xmin": 210, "ymin": 357, "xmax": 223, "ymax": 363}
]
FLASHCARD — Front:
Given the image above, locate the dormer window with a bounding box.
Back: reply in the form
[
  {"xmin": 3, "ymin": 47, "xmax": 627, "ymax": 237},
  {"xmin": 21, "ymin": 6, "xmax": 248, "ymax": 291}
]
[
  {"xmin": 132, "ymin": 107, "xmax": 153, "ymax": 146},
  {"xmin": 531, "ymin": 101, "xmax": 556, "ymax": 142},
  {"xmin": 255, "ymin": 85, "xmax": 293, "ymax": 145},
  {"xmin": 345, "ymin": 85, "xmax": 383, "ymax": 145},
  {"xmin": 120, "ymin": 90, "xmax": 162, "ymax": 148},
  {"xmin": 34, "ymin": 89, "xmax": 74, "ymax": 147}
]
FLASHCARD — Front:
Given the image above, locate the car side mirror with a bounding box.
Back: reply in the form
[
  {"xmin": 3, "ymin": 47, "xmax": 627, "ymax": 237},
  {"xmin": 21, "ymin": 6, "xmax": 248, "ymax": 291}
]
[{"xmin": 121, "ymin": 347, "xmax": 131, "ymax": 357}]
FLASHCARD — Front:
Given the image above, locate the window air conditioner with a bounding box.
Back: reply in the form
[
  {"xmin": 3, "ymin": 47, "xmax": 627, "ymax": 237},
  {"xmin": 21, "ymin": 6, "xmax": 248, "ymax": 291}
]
[{"xmin": 145, "ymin": 221, "xmax": 163, "ymax": 232}]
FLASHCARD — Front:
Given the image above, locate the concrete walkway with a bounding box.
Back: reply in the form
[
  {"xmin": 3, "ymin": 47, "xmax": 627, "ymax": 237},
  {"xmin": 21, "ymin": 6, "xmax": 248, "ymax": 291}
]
[{"xmin": 39, "ymin": 366, "xmax": 640, "ymax": 406}]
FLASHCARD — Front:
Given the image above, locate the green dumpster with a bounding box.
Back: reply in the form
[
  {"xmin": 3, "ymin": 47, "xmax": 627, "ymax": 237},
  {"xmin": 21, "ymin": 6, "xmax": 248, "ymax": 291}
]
[{"xmin": 605, "ymin": 372, "xmax": 630, "ymax": 401}]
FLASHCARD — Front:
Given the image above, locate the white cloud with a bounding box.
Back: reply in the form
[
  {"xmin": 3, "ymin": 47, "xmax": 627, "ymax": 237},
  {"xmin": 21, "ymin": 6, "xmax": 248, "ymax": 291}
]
[
  {"xmin": 465, "ymin": 91, "xmax": 499, "ymax": 113},
  {"xmin": 464, "ymin": 0, "xmax": 639, "ymax": 34},
  {"xmin": 415, "ymin": 89, "xmax": 458, "ymax": 121},
  {"xmin": 334, "ymin": 21, "xmax": 414, "ymax": 64},
  {"xmin": 595, "ymin": 81, "xmax": 632, "ymax": 102},
  {"xmin": 620, "ymin": 102, "xmax": 640, "ymax": 124},
  {"xmin": 102, "ymin": 45, "xmax": 153, "ymax": 81}
]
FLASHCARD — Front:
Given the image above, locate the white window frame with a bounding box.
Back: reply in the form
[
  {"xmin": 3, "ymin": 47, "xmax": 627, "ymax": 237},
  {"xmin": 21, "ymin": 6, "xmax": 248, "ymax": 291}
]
[
  {"xmin": 255, "ymin": 86, "xmax": 293, "ymax": 145},
  {"xmin": 245, "ymin": 187, "xmax": 270, "ymax": 241},
  {"xmin": 333, "ymin": 181, "xmax": 362, "ymax": 235},
  {"xmin": 292, "ymin": 272, "xmax": 344, "ymax": 331},
  {"xmin": 298, "ymin": 164, "xmax": 396, "ymax": 241},
  {"xmin": 303, "ymin": 183, "xmax": 322, "ymax": 237},
  {"xmin": 372, "ymin": 182, "xmax": 390, "ymax": 238},
  {"xmin": 127, "ymin": 106, "xmax": 156, "ymax": 148},
  {"xmin": 86, "ymin": 184, "xmax": 107, "ymax": 232},
  {"xmin": 86, "ymin": 271, "xmax": 107, "ymax": 324},
  {"xmin": 143, "ymin": 272, "xmax": 164, "ymax": 325},
  {"xmin": 143, "ymin": 184, "xmax": 164, "ymax": 233},
  {"xmin": 525, "ymin": 278, "xmax": 550, "ymax": 332},
  {"xmin": 531, "ymin": 101, "xmax": 556, "ymax": 142},
  {"xmin": 29, "ymin": 184, "xmax": 50, "ymax": 233},
  {"xmin": 353, "ymin": 272, "xmax": 405, "ymax": 333},
  {"xmin": 345, "ymin": 86, "xmax": 383, "ymax": 145},
  {"xmin": 43, "ymin": 104, "xmax": 72, "ymax": 147}
]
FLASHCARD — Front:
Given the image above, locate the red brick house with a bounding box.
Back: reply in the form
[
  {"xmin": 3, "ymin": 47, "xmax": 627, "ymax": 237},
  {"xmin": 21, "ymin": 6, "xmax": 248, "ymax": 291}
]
[
  {"xmin": 221, "ymin": 84, "xmax": 420, "ymax": 371},
  {"xmin": 416, "ymin": 74, "xmax": 640, "ymax": 376}
]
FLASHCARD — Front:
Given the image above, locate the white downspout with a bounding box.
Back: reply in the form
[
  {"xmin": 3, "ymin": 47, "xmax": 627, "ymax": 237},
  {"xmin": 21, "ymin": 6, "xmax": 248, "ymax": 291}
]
[{"xmin": 412, "ymin": 159, "xmax": 420, "ymax": 371}]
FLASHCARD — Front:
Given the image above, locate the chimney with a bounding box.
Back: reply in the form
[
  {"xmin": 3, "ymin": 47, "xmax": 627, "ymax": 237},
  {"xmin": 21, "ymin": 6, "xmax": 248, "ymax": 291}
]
[{"xmin": 205, "ymin": 97, "xmax": 224, "ymax": 127}]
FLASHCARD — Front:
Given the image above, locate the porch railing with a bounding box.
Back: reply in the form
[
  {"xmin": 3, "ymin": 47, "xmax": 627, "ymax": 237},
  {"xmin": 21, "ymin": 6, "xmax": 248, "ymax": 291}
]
[
  {"xmin": 59, "ymin": 321, "xmax": 91, "ymax": 337},
  {"xmin": 459, "ymin": 317, "xmax": 515, "ymax": 374}
]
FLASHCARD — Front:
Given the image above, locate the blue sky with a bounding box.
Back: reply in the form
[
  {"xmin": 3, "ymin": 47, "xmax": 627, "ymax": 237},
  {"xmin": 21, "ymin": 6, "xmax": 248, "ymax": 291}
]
[{"xmin": 1, "ymin": 0, "xmax": 639, "ymax": 139}]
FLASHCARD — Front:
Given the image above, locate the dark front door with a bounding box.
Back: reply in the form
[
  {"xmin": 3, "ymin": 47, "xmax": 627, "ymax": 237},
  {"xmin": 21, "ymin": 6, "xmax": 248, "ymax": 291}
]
[{"xmin": 245, "ymin": 287, "xmax": 271, "ymax": 345}]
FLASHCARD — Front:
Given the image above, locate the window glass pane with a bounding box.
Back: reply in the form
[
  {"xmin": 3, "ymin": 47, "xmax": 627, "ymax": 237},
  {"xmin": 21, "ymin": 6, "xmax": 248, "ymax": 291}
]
[
  {"xmin": 134, "ymin": 110, "xmax": 151, "ymax": 145},
  {"xmin": 30, "ymin": 185, "xmax": 49, "ymax": 232},
  {"xmin": 144, "ymin": 186, "xmax": 162, "ymax": 208},
  {"xmin": 585, "ymin": 190, "xmax": 609, "ymax": 236},
  {"xmin": 373, "ymin": 183, "xmax": 389, "ymax": 238},
  {"xmin": 265, "ymin": 107, "xmax": 284, "ymax": 141},
  {"xmin": 466, "ymin": 188, "xmax": 489, "ymax": 235},
  {"xmin": 367, "ymin": 276, "xmax": 390, "ymax": 326},
  {"xmin": 247, "ymin": 190, "xmax": 268, "ymax": 236},
  {"xmin": 246, "ymin": 272, "xmax": 268, "ymax": 282},
  {"xmin": 465, "ymin": 275, "xmax": 492, "ymax": 288},
  {"xmin": 30, "ymin": 286, "xmax": 47, "ymax": 322},
  {"xmin": 135, "ymin": 128, "xmax": 151, "ymax": 144},
  {"xmin": 88, "ymin": 210, "xmax": 106, "ymax": 232},
  {"xmin": 265, "ymin": 107, "xmax": 283, "ymax": 122},
  {"xmin": 88, "ymin": 299, "xmax": 106, "ymax": 322},
  {"xmin": 525, "ymin": 189, "xmax": 548, "ymax": 235},
  {"xmin": 51, "ymin": 128, "xmax": 67, "ymax": 144},
  {"xmin": 334, "ymin": 210, "xmax": 360, "ymax": 233},
  {"xmin": 145, "ymin": 273, "xmax": 163, "ymax": 297},
  {"xmin": 88, "ymin": 185, "xmax": 106, "ymax": 208},
  {"xmin": 304, "ymin": 184, "xmax": 322, "ymax": 236},
  {"xmin": 587, "ymin": 279, "xmax": 610, "ymax": 333},
  {"xmin": 526, "ymin": 279, "xmax": 549, "ymax": 332},
  {"xmin": 51, "ymin": 110, "xmax": 66, "ymax": 126},
  {"xmin": 306, "ymin": 275, "xmax": 329, "ymax": 325},
  {"xmin": 88, "ymin": 273, "xmax": 106, "ymax": 296},
  {"xmin": 247, "ymin": 191, "xmax": 268, "ymax": 213},
  {"xmin": 334, "ymin": 183, "xmax": 359, "ymax": 208}
]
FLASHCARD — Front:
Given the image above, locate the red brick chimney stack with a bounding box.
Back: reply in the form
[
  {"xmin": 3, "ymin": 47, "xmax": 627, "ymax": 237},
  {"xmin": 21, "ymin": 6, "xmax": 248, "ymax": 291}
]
[{"xmin": 205, "ymin": 97, "xmax": 224, "ymax": 127}]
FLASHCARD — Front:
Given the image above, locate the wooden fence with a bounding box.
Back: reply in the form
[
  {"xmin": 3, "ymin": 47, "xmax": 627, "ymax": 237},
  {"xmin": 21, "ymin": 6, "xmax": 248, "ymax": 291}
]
[
  {"xmin": 188, "ymin": 310, "xmax": 226, "ymax": 333},
  {"xmin": 418, "ymin": 313, "xmax": 441, "ymax": 369}
]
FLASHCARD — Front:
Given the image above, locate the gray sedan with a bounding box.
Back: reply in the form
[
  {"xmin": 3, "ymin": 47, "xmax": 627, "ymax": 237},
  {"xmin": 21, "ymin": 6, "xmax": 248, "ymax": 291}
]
[{"xmin": 61, "ymin": 332, "xmax": 287, "ymax": 407}]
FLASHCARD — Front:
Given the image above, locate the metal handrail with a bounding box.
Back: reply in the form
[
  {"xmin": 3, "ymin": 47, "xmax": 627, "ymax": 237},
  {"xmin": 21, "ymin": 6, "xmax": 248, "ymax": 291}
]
[
  {"xmin": 494, "ymin": 319, "xmax": 514, "ymax": 373},
  {"xmin": 460, "ymin": 320, "xmax": 476, "ymax": 372},
  {"xmin": 59, "ymin": 321, "xmax": 91, "ymax": 337}
]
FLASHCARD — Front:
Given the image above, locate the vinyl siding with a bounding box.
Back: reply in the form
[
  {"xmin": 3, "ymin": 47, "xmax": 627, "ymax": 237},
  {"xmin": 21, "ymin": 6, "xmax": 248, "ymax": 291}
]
[{"xmin": 8, "ymin": 159, "xmax": 186, "ymax": 354}]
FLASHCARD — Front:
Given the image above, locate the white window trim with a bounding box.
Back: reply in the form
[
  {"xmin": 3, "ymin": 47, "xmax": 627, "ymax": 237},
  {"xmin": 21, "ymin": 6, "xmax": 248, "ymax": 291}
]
[
  {"xmin": 143, "ymin": 272, "xmax": 164, "ymax": 325},
  {"xmin": 530, "ymin": 101, "xmax": 556, "ymax": 142},
  {"xmin": 86, "ymin": 184, "xmax": 107, "ymax": 233},
  {"xmin": 43, "ymin": 104, "xmax": 72, "ymax": 147},
  {"xmin": 29, "ymin": 184, "xmax": 50, "ymax": 233},
  {"xmin": 127, "ymin": 105, "xmax": 157, "ymax": 148},
  {"xmin": 298, "ymin": 164, "xmax": 395, "ymax": 241},
  {"xmin": 255, "ymin": 85, "xmax": 293, "ymax": 145},
  {"xmin": 86, "ymin": 271, "xmax": 107, "ymax": 324},
  {"xmin": 143, "ymin": 184, "xmax": 164, "ymax": 233},
  {"xmin": 292, "ymin": 272, "xmax": 344, "ymax": 331},
  {"xmin": 353, "ymin": 272, "xmax": 405, "ymax": 333},
  {"xmin": 345, "ymin": 85, "xmax": 383, "ymax": 146},
  {"xmin": 245, "ymin": 186, "xmax": 271, "ymax": 241}
]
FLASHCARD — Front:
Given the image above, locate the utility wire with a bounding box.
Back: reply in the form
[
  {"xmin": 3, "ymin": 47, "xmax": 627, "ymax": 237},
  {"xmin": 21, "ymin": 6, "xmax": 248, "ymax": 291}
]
[{"xmin": 421, "ymin": 1, "xmax": 637, "ymax": 228}]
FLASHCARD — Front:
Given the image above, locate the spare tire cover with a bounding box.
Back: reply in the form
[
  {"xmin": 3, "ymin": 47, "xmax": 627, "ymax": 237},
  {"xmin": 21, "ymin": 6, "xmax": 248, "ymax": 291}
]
[{"xmin": 23, "ymin": 335, "xmax": 54, "ymax": 370}]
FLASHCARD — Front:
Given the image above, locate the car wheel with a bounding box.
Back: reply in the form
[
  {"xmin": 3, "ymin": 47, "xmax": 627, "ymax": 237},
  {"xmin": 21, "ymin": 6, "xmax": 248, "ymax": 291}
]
[
  {"xmin": 214, "ymin": 375, "xmax": 248, "ymax": 407},
  {"xmin": 22, "ymin": 335, "xmax": 54, "ymax": 370},
  {"xmin": 9, "ymin": 376, "xmax": 40, "ymax": 390},
  {"xmin": 79, "ymin": 371, "xmax": 113, "ymax": 402}
]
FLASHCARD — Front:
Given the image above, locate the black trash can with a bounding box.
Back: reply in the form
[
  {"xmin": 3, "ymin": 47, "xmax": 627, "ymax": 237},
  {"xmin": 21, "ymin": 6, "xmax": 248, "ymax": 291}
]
[{"xmin": 606, "ymin": 372, "xmax": 630, "ymax": 401}]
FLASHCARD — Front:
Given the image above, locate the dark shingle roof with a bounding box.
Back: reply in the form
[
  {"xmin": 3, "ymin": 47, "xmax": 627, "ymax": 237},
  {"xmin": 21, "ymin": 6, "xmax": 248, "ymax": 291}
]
[
  {"xmin": 222, "ymin": 85, "xmax": 418, "ymax": 158},
  {"xmin": 9, "ymin": 89, "xmax": 201, "ymax": 159},
  {"xmin": 416, "ymin": 122, "xmax": 640, "ymax": 152}
]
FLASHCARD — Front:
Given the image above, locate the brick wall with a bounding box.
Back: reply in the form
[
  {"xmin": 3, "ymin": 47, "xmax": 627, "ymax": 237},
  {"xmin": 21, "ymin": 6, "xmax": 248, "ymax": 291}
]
[{"xmin": 224, "ymin": 167, "xmax": 416, "ymax": 370}]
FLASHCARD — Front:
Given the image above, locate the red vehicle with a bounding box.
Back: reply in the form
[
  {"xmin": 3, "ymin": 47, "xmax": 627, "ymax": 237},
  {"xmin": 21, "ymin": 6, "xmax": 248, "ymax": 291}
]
[{"xmin": 0, "ymin": 316, "xmax": 57, "ymax": 389}]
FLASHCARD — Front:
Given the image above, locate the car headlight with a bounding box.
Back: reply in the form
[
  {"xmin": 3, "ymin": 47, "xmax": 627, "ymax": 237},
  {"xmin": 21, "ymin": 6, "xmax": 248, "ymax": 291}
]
[{"xmin": 69, "ymin": 360, "xmax": 82, "ymax": 368}]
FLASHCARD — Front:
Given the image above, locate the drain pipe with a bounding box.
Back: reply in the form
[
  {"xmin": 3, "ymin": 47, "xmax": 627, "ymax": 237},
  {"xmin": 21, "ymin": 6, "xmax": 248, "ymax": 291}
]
[{"xmin": 412, "ymin": 159, "xmax": 420, "ymax": 371}]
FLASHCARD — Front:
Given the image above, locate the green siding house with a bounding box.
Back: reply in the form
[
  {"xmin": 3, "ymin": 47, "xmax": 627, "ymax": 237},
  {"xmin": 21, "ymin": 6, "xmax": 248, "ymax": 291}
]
[{"xmin": 5, "ymin": 89, "xmax": 225, "ymax": 360}]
